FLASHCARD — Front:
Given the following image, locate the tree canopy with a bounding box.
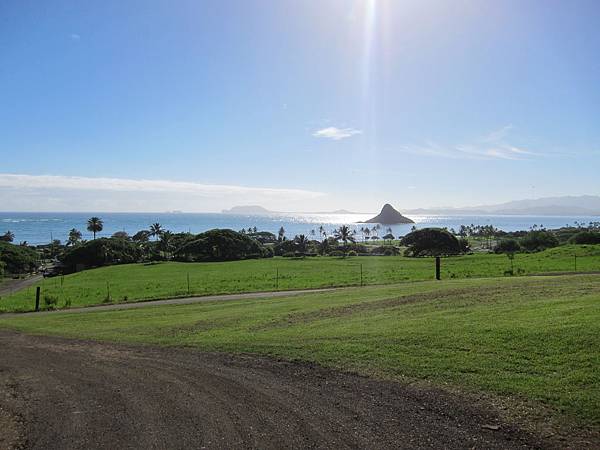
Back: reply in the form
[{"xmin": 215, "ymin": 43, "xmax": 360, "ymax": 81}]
[{"xmin": 400, "ymin": 228, "xmax": 462, "ymax": 257}]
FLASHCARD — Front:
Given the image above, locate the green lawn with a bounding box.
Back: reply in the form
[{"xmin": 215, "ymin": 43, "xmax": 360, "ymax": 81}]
[
  {"xmin": 0, "ymin": 244, "xmax": 599, "ymax": 312},
  {"xmin": 1, "ymin": 274, "xmax": 598, "ymax": 427}
]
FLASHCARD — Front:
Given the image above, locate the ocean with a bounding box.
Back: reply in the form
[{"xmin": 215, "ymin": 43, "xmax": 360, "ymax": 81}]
[{"xmin": 1, "ymin": 212, "xmax": 597, "ymax": 246}]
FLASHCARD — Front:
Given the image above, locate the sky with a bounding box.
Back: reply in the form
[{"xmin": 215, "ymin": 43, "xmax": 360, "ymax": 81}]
[{"xmin": 1, "ymin": 0, "xmax": 600, "ymax": 212}]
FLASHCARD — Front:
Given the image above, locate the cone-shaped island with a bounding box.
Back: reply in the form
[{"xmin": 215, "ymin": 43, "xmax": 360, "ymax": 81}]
[{"xmin": 364, "ymin": 204, "xmax": 414, "ymax": 224}]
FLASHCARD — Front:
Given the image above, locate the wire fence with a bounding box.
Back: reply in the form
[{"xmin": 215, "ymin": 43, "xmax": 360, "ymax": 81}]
[{"xmin": 2, "ymin": 251, "xmax": 600, "ymax": 313}]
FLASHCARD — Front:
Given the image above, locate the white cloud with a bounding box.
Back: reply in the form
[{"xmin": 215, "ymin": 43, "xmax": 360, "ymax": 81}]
[
  {"xmin": 313, "ymin": 127, "xmax": 362, "ymax": 141},
  {"xmin": 69, "ymin": 33, "xmax": 81, "ymax": 40},
  {"xmin": 397, "ymin": 126, "xmax": 539, "ymax": 161},
  {"xmin": 0, "ymin": 174, "xmax": 325, "ymax": 212}
]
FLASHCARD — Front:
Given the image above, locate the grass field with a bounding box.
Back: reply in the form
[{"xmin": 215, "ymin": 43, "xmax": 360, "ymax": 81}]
[
  {"xmin": 1, "ymin": 274, "xmax": 598, "ymax": 428},
  {"xmin": 1, "ymin": 244, "xmax": 599, "ymax": 312}
]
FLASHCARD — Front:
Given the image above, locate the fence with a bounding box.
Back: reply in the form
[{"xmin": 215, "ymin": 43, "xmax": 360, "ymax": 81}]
[{"xmin": 2, "ymin": 250, "xmax": 599, "ymax": 313}]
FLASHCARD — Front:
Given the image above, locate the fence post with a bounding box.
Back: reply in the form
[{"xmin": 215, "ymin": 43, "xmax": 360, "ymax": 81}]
[
  {"xmin": 276, "ymin": 268, "xmax": 279, "ymax": 290},
  {"xmin": 435, "ymin": 257, "xmax": 441, "ymax": 280},
  {"xmin": 574, "ymin": 254, "xmax": 577, "ymax": 271},
  {"xmin": 35, "ymin": 286, "xmax": 41, "ymax": 312},
  {"xmin": 187, "ymin": 273, "xmax": 190, "ymax": 295},
  {"xmin": 360, "ymin": 263, "xmax": 363, "ymax": 287}
]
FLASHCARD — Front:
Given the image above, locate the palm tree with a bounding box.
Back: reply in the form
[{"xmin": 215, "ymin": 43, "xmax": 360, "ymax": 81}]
[
  {"xmin": 310, "ymin": 229, "xmax": 316, "ymax": 240},
  {"xmin": 67, "ymin": 228, "xmax": 82, "ymax": 246},
  {"xmin": 318, "ymin": 225, "xmax": 325, "ymax": 241},
  {"xmin": 159, "ymin": 231, "xmax": 174, "ymax": 259},
  {"xmin": 295, "ymin": 234, "xmax": 310, "ymax": 254},
  {"xmin": 334, "ymin": 225, "xmax": 355, "ymax": 256},
  {"xmin": 87, "ymin": 217, "xmax": 103, "ymax": 240},
  {"xmin": 132, "ymin": 230, "xmax": 150, "ymax": 243},
  {"xmin": 149, "ymin": 223, "xmax": 163, "ymax": 241}
]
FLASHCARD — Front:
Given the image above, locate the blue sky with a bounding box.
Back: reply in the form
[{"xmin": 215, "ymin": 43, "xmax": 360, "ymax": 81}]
[{"xmin": 1, "ymin": 0, "xmax": 599, "ymax": 212}]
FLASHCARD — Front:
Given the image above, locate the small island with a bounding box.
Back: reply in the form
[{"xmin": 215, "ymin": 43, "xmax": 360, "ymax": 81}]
[
  {"xmin": 222, "ymin": 205, "xmax": 272, "ymax": 215},
  {"xmin": 364, "ymin": 203, "xmax": 414, "ymax": 224}
]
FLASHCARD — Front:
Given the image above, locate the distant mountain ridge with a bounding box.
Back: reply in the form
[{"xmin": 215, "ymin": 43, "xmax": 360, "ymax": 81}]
[
  {"xmin": 406, "ymin": 195, "xmax": 600, "ymax": 216},
  {"xmin": 222, "ymin": 205, "xmax": 271, "ymax": 215}
]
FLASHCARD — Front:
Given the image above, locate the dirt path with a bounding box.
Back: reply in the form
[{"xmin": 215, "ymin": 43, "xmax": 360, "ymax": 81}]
[
  {"xmin": 0, "ymin": 330, "xmax": 558, "ymax": 450},
  {"xmin": 0, "ymin": 275, "xmax": 42, "ymax": 298}
]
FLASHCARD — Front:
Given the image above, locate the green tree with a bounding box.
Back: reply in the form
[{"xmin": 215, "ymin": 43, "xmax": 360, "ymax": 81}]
[
  {"xmin": 159, "ymin": 231, "xmax": 174, "ymax": 259},
  {"xmin": 400, "ymin": 228, "xmax": 462, "ymax": 257},
  {"xmin": 67, "ymin": 228, "xmax": 82, "ymax": 246},
  {"xmin": 334, "ymin": 225, "xmax": 355, "ymax": 256},
  {"xmin": 149, "ymin": 223, "xmax": 163, "ymax": 241},
  {"xmin": 295, "ymin": 234, "xmax": 310, "ymax": 254},
  {"xmin": 86, "ymin": 217, "xmax": 103, "ymax": 240},
  {"xmin": 278, "ymin": 226, "xmax": 285, "ymax": 242}
]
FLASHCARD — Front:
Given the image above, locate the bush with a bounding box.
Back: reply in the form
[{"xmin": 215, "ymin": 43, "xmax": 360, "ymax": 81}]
[
  {"xmin": 0, "ymin": 241, "xmax": 39, "ymax": 274},
  {"xmin": 521, "ymin": 230, "xmax": 559, "ymax": 252},
  {"xmin": 328, "ymin": 250, "xmax": 345, "ymax": 257},
  {"xmin": 273, "ymin": 239, "xmax": 299, "ymax": 256},
  {"xmin": 494, "ymin": 239, "xmax": 521, "ymax": 254},
  {"xmin": 401, "ymin": 228, "xmax": 462, "ymax": 257},
  {"xmin": 347, "ymin": 250, "xmax": 357, "ymax": 257},
  {"xmin": 44, "ymin": 294, "xmax": 59, "ymax": 309},
  {"xmin": 370, "ymin": 245, "xmax": 400, "ymax": 256},
  {"xmin": 61, "ymin": 238, "xmax": 142, "ymax": 272},
  {"xmin": 569, "ymin": 231, "xmax": 600, "ymax": 245},
  {"xmin": 175, "ymin": 229, "xmax": 270, "ymax": 262}
]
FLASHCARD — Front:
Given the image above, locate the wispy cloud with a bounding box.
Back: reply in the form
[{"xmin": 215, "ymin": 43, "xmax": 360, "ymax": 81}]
[
  {"xmin": 69, "ymin": 33, "xmax": 81, "ymax": 40},
  {"xmin": 313, "ymin": 127, "xmax": 362, "ymax": 141},
  {"xmin": 0, "ymin": 174, "xmax": 325, "ymax": 213},
  {"xmin": 0, "ymin": 174, "xmax": 324, "ymax": 199},
  {"xmin": 398, "ymin": 126, "xmax": 538, "ymax": 161}
]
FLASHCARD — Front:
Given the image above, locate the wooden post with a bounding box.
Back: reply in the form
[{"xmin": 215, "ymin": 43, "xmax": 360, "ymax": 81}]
[
  {"xmin": 35, "ymin": 286, "xmax": 41, "ymax": 312},
  {"xmin": 187, "ymin": 273, "xmax": 190, "ymax": 295},
  {"xmin": 360, "ymin": 264, "xmax": 363, "ymax": 287},
  {"xmin": 574, "ymin": 254, "xmax": 577, "ymax": 271},
  {"xmin": 435, "ymin": 257, "xmax": 441, "ymax": 280}
]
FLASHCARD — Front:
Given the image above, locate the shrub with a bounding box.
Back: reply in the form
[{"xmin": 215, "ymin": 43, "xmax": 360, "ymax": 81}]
[
  {"xmin": 521, "ymin": 230, "xmax": 559, "ymax": 252},
  {"xmin": 328, "ymin": 250, "xmax": 345, "ymax": 257},
  {"xmin": 494, "ymin": 239, "xmax": 521, "ymax": 254},
  {"xmin": 273, "ymin": 239, "xmax": 299, "ymax": 256},
  {"xmin": 569, "ymin": 231, "xmax": 600, "ymax": 245},
  {"xmin": 370, "ymin": 245, "xmax": 400, "ymax": 256},
  {"xmin": 0, "ymin": 241, "xmax": 39, "ymax": 274},
  {"xmin": 61, "ymin": 238, "xmax": 142, "ymax": 272},
  {"xmin": 347, "ymin": 250, "xmax": 357, "ymax": 257},
  {"xmin": 175, "ymin": 229, "xmax": 270, "ymax": 262},
  {"xmin": 401, "ymin": 228, "xmax": 462, "ymax": 257},
  {"xmin": 43, "ymin": 294, "xmax": 59, "ymax": 309}
]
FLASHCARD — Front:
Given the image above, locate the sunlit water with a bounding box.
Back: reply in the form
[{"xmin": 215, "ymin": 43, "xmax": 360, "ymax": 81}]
[{"xmin": 0, "ymin": 212, "xmax": 597, "ymax": 245}]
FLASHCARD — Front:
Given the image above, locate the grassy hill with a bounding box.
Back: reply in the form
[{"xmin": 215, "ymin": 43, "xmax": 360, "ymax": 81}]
[
  {"xmin": 1, "ymin": 274, "xmax": 598, "ymax": 430},
  {"xmin": 0, "ymin": 244, "xmax": 599, "ymax": 312}
]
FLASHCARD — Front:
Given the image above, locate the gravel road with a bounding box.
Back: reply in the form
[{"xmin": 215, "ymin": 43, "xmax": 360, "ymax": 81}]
[{"xmin": 0, "ymin": 330, "xmax": 558, "ymax": 450}]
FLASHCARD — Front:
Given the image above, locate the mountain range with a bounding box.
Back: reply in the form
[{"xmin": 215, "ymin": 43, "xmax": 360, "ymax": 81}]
[
  {"xmin": 405, "ymin": 195, "xmax": 600, "ymax": 216},
  {"xmin": 223, "ymin": 195, "xmax": 600, "ymax": 217}
]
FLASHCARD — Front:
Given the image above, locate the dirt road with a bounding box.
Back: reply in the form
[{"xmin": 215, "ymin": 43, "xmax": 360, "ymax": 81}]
[
  {"xmin": 0, "ymin": 275, "xmax": 42, "ymax": 298},
  {"xmin": 0, "ymin": 330, "xmax": 558, "ymax": 450}
]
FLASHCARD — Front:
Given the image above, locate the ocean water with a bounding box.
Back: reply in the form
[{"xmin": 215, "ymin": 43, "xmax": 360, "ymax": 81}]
[{"xmin": 0, "ymin": 212, "xmax": 597, "ymax": 245}]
